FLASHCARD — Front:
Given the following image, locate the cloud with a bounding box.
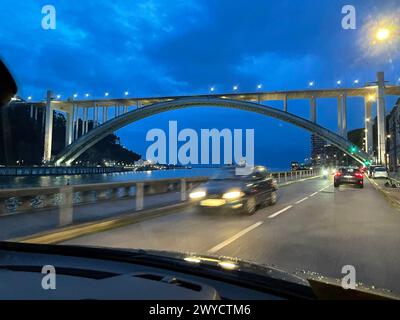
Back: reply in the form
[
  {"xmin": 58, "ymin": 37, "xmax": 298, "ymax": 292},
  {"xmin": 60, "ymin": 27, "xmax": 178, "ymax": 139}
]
[{"xmin": 235, "ymin": 52, "xmax": 322, "ymax": 90}]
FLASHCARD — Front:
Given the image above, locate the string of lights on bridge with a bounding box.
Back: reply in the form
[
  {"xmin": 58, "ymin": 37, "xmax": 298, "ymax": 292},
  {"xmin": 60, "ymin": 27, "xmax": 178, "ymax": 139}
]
[{"xmin": 23, "ymin": 77, "xmax": 400, "ymax": 102}]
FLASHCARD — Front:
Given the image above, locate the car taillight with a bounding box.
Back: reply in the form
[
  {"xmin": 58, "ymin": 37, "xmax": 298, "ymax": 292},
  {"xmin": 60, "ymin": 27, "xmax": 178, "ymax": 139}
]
[
  {"xmin": 355, "ymin": 173, "xmax": 363, "ymax": 178},
  {"xmin": 335, "ymin": 172, "xmax": 342, "ymax": 177}
]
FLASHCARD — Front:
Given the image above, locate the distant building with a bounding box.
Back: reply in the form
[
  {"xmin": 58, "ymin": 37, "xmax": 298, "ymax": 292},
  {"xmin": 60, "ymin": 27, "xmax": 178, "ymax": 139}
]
[
  {"xmin": 310, "ymin": 134, "xmax": 325, "ymax": 165},
  {"xmin": 387, "ymin": 98, "xmax": 400, "ymax": 171},
  {"xmin": 310, "ymin": 132, "xmax": 362, "ymax": 167},
  {"xmin": 310, "ymin": 134, "xmax": 345, "ymax": 167}
]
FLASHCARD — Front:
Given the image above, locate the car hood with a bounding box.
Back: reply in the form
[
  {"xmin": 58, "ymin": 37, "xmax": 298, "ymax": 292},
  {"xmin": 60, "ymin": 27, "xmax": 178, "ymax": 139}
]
[{"xmin": 149, "ymin": 250, "xmax": 400, "ymax": 300}]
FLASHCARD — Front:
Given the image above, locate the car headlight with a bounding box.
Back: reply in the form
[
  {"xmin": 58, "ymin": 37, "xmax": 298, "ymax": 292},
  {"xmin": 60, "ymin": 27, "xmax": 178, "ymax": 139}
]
[
  {"xmin": 222, "ymin": 191, "xmax": 244, "ymax": 199},
  {"xmin": 189, "ymin": 190, "xmax": 206, "ymax": 199}
]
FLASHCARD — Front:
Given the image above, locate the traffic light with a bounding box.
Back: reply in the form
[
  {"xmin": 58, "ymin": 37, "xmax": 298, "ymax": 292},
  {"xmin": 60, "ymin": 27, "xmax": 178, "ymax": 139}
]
[{"xmin": 350, "ymin": 146, "xmax": 357, "ymax": 154}]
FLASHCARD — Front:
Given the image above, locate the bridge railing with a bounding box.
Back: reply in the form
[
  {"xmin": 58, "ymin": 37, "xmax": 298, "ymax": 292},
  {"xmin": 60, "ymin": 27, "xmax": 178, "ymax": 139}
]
[
  {"xmin": 0, "ymin": 169, "xmax": 319, "ymax": 223},
  {"xmin": 270, "ymin": 169, "xmax": 317, "ymax": 183}
]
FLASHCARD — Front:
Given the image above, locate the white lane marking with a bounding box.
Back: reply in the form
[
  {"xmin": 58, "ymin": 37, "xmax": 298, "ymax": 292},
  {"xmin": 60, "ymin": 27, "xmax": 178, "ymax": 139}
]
[
  {"xmin": 268, "ymin": 205, "xmax": 293, "ymax": 219},
  {"xmin": 309, "ymin": 191, "xmax": 318, "ymax": 197},
  {"xmin": 319, "ymin": 184, "xmax": 332, "ymax": 192},
  {"xmin": 207, "ymin": 221, "xmax": 264, "ymax": 254},
  {"xmin": 295, "ymin": 197, "xmax": 309, "ymax": 204}
]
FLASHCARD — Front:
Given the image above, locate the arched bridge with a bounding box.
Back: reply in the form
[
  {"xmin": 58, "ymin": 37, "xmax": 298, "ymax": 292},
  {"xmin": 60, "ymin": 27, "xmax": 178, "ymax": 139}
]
[{"xmin": 51, "ymin": 97, "xmax": 371, "ymax": 166}]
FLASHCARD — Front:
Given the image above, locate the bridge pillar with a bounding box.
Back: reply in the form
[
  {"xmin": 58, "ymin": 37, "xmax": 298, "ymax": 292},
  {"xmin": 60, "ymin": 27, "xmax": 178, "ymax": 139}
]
[
  {"xmin": 105, "ymin": 106, "xmax": 109, "ymax": 122},
  {"xmin": 337, "ymin": 96, "xmax": 342, "ymax": 136},
  {"xmin": 83, "ymin": 107, "xmax": 88, "ymax": 134},
  {"xmin": 342, "ymin": 93, "xmax": 347, "ymax": 138},
  {"xmin": 310, "ymin": 96, "xmax": 316, "ymax": 123},
  {"xmin": 283, "ymin": 94, "xmax": 288, "ymax": 112},
  {"xmin": 376, "ymin": 71, "xmax": 387, "ymax": 165},
  {"xmin": 364, "ymin": 97, "xmax": 374, "ymax": 156},
  {"xmin": 43, "ymin": 90, "xmax": 53, "ymax": 162},
  {"xmin": 74, "ymin": 106, "xmax": 79, "ymax": 140},
  {"xmin": 93, "ymin": 105, "xmax": 97, "ymax": 127},
  {"xmin": 65, "ymin": 105, "xmax": 74, "ymax": 146},
  {"xmin": 96, "ymin": 105, "xmax": 100, "ymax": 126}
]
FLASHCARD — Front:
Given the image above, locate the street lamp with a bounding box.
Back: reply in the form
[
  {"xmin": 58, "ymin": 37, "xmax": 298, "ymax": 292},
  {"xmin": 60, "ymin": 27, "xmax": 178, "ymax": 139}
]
[
  {"xmin": 73, "ymin": 93, "xmax": 78, "ymax": 98},
  {"xmin": 257, "ymin": 84, "xmax": 262, "ymax": 90},
  {"xmin": 308, "ymin": 81, "xmax": 314, "ymax": 87},
  {"xmin": 376, "ymin": 28, "xmax": 390, "ymax": 41},
  {"xmin": 56, "ymin": 94, "xmax": 61, "ymax": 99},
  {"xmin": 124, "ymin": 91, "xmax": 129, "ymax": 96},
  {"xmin": 27, "ymin": 96, "xmax": 32, "ymax": 100},
  {"xmin": 210, "ymin": 86, "xmax": 215, "ymax": 93},
  {"xmin": 85, "ymin": 93, "xmax": 89, "ymax": 97},
  {"xmin": 336, "ymin": 80, "xmax": 342, "ymax": 85},
  {"xmin": 354, "ymin": 79, "xmax": 359, "ymax": 85},
  {"xmin": 105, "ymin": 92, "xmax": 109, "ymax": 97},
  {"xmin": 233, "ymin": 85, "xmax": 238, "ymax": 91}
]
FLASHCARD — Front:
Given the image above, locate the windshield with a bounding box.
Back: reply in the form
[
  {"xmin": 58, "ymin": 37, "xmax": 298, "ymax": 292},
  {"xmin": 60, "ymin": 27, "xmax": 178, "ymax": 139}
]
[
  {"xmin": 210, "ymin": 168, "xmax": 250, "ymax": 180},
  {"xmin": 1, "ymin": 0, "xmax": 400, "ymax": 301}
]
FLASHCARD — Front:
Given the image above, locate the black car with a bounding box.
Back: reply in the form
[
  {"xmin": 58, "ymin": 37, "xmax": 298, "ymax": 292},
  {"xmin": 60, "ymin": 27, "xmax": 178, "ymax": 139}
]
[
  {"xmin": 334, "ymin": 167, "xmax": 364, "ymax": 188},
  {"xmin": 189, "ymin": 166, "xmax": 278, "ymax": 215}
]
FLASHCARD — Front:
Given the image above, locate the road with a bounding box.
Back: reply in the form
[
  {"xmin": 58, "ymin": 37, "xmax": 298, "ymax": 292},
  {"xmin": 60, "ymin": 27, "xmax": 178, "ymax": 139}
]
[{"xmin": 64, "ymin": 176, "xmax": 400, "ymax": 294}]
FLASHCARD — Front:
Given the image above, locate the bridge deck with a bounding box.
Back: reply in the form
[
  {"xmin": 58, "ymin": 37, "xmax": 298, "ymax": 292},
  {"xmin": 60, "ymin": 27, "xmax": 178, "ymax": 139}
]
[{"xmin": 14, "ymin": 85, "xmax": 400, "ymax": 108}]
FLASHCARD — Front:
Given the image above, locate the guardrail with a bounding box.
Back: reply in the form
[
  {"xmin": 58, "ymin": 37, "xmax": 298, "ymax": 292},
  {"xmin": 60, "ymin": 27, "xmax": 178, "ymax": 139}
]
[
  {"xmin": 269, "ymin": 169, "xmax": 316, "ymax": 183},
  {"xmin": 0, "ymin": 169, "xmax": 318, "ymax": 223}
]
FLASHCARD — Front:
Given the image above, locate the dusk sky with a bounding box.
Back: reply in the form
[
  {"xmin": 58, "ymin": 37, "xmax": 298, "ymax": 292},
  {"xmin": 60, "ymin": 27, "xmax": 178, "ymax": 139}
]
[{"xmin": 1, "ymin": 0, "xmax": 399, "ymax": 169}]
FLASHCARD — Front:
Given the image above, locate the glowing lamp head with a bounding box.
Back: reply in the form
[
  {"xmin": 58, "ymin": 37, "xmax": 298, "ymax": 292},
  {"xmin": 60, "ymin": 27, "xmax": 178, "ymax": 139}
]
[{"xmin": 376, "ymin": 28, "xmax": 390, "ymax": 41}]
